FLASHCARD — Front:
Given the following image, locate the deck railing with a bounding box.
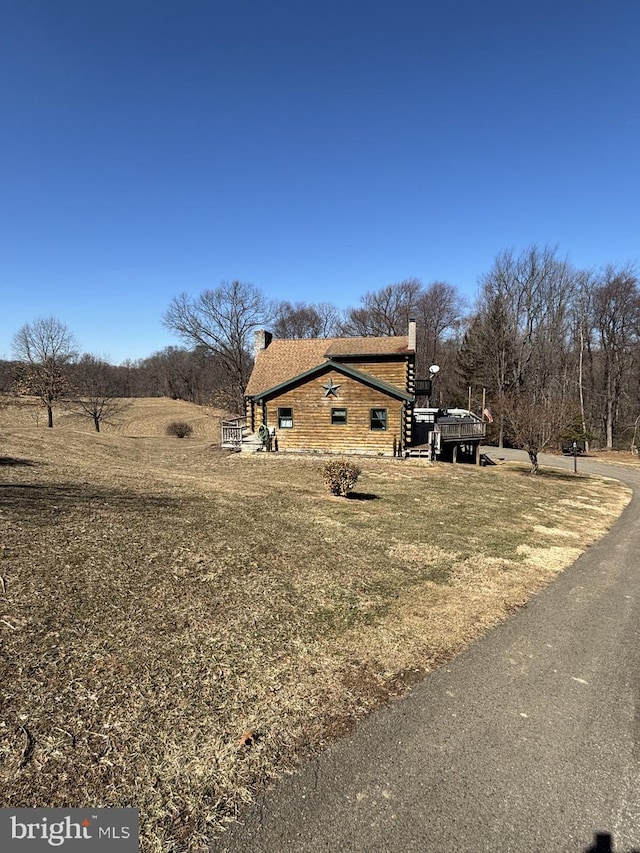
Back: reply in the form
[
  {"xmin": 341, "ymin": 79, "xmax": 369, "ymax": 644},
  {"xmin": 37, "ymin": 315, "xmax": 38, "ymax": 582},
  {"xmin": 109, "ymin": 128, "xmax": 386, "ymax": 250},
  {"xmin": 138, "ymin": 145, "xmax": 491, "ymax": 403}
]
[
  {"xmin": 435, "ymin": 421, "xmax": 487, "ymax": 441},
  {"xmin": 414, "ymin": 379, "xmax": 433, "ymax": 396},
  {"xmin": 221, "ymin": 416, "xmax": 247, "ymax": 446}
]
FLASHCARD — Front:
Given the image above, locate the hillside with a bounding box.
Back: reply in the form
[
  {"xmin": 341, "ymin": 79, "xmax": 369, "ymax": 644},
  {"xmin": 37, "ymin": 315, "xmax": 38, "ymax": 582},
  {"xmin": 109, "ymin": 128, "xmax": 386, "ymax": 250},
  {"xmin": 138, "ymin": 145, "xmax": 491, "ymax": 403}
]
[{"xmin": 0, "ymin": 395, "xmax": 228, "ymax": 440}]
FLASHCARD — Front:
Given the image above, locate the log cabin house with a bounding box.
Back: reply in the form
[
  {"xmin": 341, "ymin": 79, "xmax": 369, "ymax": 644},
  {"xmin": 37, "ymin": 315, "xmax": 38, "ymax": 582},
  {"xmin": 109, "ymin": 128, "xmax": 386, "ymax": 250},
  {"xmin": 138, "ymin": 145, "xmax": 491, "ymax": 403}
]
[
  {"xmin": 243, "ymin": 323, "xmax": 416, "ymax": 455},
  {"xmin": 223, "ymin": 320, "xmax": 486, "ymax": 459}
]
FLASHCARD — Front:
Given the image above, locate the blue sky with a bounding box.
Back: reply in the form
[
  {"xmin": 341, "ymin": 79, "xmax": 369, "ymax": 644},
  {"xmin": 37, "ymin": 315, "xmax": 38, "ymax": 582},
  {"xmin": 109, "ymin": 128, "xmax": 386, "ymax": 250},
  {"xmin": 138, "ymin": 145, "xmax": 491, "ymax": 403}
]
[{"xmin": 1, "ymin": 0, "xmax": 639, "ymax": 363}]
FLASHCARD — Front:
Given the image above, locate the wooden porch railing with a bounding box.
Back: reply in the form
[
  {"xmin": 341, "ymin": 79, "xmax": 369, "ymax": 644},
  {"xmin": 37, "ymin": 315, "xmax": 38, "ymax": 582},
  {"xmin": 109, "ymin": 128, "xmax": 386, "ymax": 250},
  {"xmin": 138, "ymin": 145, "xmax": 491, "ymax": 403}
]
[{"xmin": 221, "ymin": 416, "xmax": 247, "ymax": 446}]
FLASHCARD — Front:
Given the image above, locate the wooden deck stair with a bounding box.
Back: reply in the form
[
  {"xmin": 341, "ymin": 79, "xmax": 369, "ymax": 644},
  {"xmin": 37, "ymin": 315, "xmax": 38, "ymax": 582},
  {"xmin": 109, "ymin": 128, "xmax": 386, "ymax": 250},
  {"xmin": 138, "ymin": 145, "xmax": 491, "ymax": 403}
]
[{"xmin": 406, "ymin": 443, "xmax": 432, "ymax": 458}]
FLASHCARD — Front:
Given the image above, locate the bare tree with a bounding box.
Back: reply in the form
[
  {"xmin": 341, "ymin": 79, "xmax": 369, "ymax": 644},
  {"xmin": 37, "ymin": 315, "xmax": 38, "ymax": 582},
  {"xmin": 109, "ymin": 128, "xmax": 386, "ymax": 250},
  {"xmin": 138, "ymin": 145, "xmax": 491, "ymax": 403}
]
[
  {"xmin": 501, "ymin": 391, "xmax": 580, "ymax": 474},
  {"xmin": 140, "ymin": 346, "xmax": 237, "ymax": 406},
  {"xmin": 413, "ymin": 281, "xmax": 466, "ymax": 403},
  {"xmin": 12, "ymin": 317, "xmax": 78, "ymax": 428},
  {"xmin": 414, "ymin": 282, "xmax": 464, "ymax": 366},
  {"xmin": 163, "ymin": 281, "xmax": 273, "ymax": 411},
  {"xmin": 338, "ymin": 277, "xmax": 466, "ymax": 404},
  {"xmin": 476, "ymin": 247, "xmax": 583, "ymax": 468},
  {"xmin": 340, "ymin": 279, "xmax": 422, "ymax": 336},
  {"xmin": 273, "ymin": 301, "xmax": 340, "ymax": 338},
  {"xmin": 567, "ymin": 270, "xmax": 597, "ymax": 451},
  {"xmin": 479, "ymin": 246, "xmax": 577, "ymax": 391},
  {"xmin": 340, "ymin": 277, "xmax": 464, "ymax": 361},
  {"xmin": 460, "ymin": 246, "xmax": 580, "ymax": 445},
  {"xmin": 143, "ymin": 347, "xmax": 203, "ymax": 402},
  {"xmin": 590, "ymin": 264, "xmax": 640, "ymax": 448},
  {"xmin": 72, "ymin": 355, "xmax": 131, "ymax": 432}
]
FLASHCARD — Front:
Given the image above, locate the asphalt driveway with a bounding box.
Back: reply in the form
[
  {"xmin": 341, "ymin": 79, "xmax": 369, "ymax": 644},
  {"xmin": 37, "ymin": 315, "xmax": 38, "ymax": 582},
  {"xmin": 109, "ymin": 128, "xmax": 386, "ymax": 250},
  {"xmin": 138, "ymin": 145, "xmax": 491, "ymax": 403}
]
[{"xmin": 212, "ymin": 450, "xmax": 640, "ymax": 853}]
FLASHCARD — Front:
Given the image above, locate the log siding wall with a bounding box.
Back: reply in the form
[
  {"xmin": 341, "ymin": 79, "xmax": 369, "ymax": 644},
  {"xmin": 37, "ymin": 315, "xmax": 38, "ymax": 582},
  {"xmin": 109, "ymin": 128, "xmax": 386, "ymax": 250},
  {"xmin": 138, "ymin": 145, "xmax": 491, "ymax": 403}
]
[
  {"xmin": 339, "ymin": 358, "xmax": 407, "ymax": 387},
  {"xmin": 262, "ymin": 370, "xmax": 404, "ymax": 454}
]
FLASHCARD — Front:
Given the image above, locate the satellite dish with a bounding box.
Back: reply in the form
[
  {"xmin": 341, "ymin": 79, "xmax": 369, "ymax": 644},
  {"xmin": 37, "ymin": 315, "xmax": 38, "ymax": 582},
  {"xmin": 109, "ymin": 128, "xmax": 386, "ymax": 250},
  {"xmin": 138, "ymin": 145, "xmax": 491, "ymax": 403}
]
[{"xmin": 429, "ymin": 364, "xmax": 440, "ymax": 374}]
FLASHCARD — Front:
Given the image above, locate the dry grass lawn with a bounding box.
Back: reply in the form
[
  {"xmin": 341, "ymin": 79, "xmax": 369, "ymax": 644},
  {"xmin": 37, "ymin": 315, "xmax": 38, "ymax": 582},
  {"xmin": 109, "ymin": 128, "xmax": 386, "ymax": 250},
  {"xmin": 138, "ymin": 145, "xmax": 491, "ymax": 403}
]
[
  {"xmin": 0, "ymin": 398, "xmax": 632, "ymax": 851},
  {"xmin": 4, "ymin": 395, "xmax": 225, "ymax": 439},
  {"xmin": 582, "ymin": 448, "xmax": 640, "ymax": 470}
]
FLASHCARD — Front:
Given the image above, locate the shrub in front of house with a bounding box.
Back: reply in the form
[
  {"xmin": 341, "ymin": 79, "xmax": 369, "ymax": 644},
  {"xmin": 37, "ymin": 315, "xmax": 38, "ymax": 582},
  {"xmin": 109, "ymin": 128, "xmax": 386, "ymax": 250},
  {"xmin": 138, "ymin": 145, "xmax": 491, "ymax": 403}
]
[
  {"xmin": 322, "ymin": 459, "xmax": 361, "ymax": 497},
  {"xmin": 166, "ymin": 421, "xmax": 194, "ymax": 438}
]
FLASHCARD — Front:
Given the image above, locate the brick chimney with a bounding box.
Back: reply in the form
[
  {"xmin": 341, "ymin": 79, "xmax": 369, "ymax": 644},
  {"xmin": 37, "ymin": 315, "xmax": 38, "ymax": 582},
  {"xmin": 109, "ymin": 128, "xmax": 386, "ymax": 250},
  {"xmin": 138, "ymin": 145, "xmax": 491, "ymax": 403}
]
[
  {"xmin": 253, "ymin": 329, "xmax": 272, "ymax": 360},
  {"xmin": 408, "ymin": 318, "xmax": 416, "ymax": 352}
]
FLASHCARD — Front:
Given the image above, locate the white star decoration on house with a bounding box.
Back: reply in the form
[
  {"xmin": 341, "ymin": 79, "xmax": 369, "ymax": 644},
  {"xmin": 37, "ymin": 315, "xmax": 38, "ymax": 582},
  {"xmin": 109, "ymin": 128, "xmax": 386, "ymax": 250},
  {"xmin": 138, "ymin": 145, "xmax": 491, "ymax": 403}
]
[{"xmin": 321, "ymin": 378, "xmax": 341, "ymax": 397}]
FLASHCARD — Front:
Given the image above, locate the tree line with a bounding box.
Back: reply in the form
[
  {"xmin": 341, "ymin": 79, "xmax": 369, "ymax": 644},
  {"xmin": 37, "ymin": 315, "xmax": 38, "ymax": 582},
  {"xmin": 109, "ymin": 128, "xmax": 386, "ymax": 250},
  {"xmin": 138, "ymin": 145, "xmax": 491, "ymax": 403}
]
[
  {"xmin": 459, "ymin": 248, "xmax": 640, "ymax": 461},
  {"xmin": 3, "ymin": 245, "xmax": 639, "ymax": 452}
]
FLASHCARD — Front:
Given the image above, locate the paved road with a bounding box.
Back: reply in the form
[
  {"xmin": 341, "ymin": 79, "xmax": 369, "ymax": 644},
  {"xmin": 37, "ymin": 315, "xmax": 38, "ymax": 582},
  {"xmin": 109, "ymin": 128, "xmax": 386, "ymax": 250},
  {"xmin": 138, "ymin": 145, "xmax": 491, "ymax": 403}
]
[{"xmin": 212, "ymin": 450, "xmax": 640, "ymax": 853}]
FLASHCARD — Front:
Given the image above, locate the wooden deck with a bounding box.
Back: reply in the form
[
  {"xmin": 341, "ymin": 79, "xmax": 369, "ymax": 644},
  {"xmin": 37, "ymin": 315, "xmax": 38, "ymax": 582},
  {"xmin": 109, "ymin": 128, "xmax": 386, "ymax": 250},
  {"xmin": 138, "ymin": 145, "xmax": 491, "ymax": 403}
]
[{"xmin": 435, "ymin": 421, "xmax": 487, "ymax": 442}]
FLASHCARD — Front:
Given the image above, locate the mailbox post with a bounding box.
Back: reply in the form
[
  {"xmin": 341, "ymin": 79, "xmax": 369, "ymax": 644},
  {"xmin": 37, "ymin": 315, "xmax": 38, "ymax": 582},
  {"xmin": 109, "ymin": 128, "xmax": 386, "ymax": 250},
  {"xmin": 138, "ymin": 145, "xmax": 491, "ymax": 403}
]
[{"xmin": 572, "ymin": 440, "xmax": 578, "ymax": 474}]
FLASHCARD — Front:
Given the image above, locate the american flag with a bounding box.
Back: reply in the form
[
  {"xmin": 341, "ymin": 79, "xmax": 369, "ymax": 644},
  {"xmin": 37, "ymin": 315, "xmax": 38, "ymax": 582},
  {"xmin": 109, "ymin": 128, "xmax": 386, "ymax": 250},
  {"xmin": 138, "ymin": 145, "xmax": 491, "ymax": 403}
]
[{"xmin": 483, "ymin": 408, "xmax": 494, "ymax": 423}]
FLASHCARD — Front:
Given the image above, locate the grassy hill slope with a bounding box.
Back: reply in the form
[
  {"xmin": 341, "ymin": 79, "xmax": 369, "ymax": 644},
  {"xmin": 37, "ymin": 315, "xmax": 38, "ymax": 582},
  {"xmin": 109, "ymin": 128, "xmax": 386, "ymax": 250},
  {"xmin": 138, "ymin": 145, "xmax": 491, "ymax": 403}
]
[{"xmin": 0, "ymin": 395, "xmax": 228, "ymax": 439}]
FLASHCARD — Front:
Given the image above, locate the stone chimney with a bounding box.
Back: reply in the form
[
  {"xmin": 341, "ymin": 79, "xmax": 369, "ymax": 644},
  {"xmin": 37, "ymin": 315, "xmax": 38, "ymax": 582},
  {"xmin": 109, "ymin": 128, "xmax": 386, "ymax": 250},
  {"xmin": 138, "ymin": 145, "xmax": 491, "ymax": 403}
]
[
  {"xmin": 253, "ymin": 329, "xmax": 273, "ymax": 360},
  {"xmin": 408, "ymin": 318, "xmax": 416, "ymax": 352}
]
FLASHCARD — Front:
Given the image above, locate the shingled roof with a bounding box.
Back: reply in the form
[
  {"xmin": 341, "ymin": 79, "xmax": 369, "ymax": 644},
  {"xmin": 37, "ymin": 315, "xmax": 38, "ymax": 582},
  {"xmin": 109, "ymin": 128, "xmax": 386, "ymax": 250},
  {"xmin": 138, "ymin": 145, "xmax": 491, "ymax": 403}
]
[
  {"xmin": 325, "ymin": 335, "xmax": 410, "ymax": 357},
  {"xmin": 245, "ymin": 335, "xmax": 411, "ymax": 398}
]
